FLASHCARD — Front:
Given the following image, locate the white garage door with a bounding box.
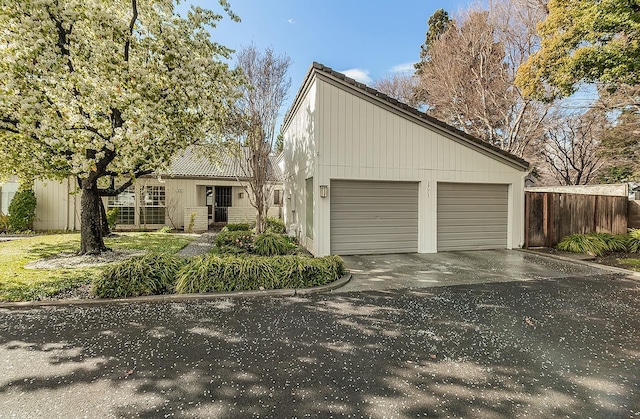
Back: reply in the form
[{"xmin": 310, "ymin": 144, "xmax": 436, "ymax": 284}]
[
  {"xmin": 437, "ymin": 183, "xmax": 508, "ymax": 251},
  {"xmin": 330, "ymin": 180, "xmax": 419, "ymax": 255}
]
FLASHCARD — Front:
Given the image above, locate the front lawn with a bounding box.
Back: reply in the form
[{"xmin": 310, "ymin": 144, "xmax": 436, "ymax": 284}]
[{"xmin": 0, "ymin": 232, "xmax": 194, "ymax": 302}]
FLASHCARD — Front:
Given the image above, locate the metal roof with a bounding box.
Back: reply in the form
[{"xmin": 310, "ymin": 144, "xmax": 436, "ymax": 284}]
[{"xmin": 162, "ymin": 145, "xmax": 282, "ymax": 181}]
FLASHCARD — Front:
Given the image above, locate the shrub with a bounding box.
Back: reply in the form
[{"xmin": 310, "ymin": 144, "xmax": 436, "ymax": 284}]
[
  {"xmin": 211, "ymin": 245, "xmax": 250, "ymax": 255},
  {"xmin": 8, "ymin": 189, "xmax": 37, "ymax": 231},
  {"xmin": 226, "ymin": 223, "xmax": 252, "ymax": 231},
  {"xmin": 106, "ymin": 208, "xmax": 119, "ymax": 230},
  {"xmin": 215, "ymin": 229, "xmax": 254, "ymax": 251},
  {"xmin": 187, "ymin": 212, "xmax": 196, "ymax": 233},
  {"xmin": 175, "ymin": 254, "xmax": 345, "ymax": 294},
  {"xmin": 92, "ymin": 253, "xmax": 187, "ymax": 298},
  {"xmin": 0, "ymin": 212, "xmax": 9, "ymax": 233},
  {"xmin": 265, "ymin": 217, "xmax": 286, "ymax": 234},
  {"xmin": 601, "ymin": 233, "xmax": 628, "ymax": 252},
  {"xmin": 158, "ymin": 226, "xmax": 173, "ymax": 233},
  {"xmin": 556, "ymin": 233, "xmax": 610, "ymax": 256},
  {"xmin": 627, "ymin": 229, "xmax": 640, "ymax": 253},
  {"xmin": 254, "ymin": 232, "xmax": 291, "ymax": 256}
]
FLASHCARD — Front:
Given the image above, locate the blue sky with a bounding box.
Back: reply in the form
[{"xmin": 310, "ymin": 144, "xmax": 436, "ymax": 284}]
[{"xmin": 180, "ymin": 0, "xmax": 473, "ymax": 124}]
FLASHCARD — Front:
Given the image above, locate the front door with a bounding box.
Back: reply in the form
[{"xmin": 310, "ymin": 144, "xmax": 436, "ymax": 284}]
[{"xmin": 215, "ymin": 186, "xmax": 232, "ymax": 223}]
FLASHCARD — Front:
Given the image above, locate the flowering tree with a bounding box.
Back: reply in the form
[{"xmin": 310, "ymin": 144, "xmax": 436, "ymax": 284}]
[{"xmin": 0, "ymin": 0, "xmax": 242, "ymax": 253}]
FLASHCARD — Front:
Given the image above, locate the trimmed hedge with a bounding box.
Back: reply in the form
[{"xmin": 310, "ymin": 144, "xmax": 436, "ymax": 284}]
[
  {"xmin": 93, "ymin": 253, "xmax": 187, "ymax": 298},
  {"xmin": 175, "ymin": 254, "xmax": 345, "ymax": 294},
  {"xmin": 8, "ymin": 189, "xmax": 36, "ymax": 231}
]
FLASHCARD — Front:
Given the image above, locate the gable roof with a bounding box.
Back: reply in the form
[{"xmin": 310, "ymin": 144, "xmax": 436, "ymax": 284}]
[
  {"xmin": 161, "ymin": 146, "xmax": 282, "ymax": 181},
  {"xmin": 283, "ymin": 62, "xmax": 529, "ymax": 171}
]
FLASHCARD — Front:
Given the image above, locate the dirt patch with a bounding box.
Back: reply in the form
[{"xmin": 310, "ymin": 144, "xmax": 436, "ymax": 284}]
[{"xmin": 25, "ymin": 250, "xmax": 144, "ymax": 270}]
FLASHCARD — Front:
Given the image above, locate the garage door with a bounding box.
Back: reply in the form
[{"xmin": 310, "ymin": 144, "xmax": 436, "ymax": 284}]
[
  {"xmin": 437, "ymin": 183, "xmax": 508, "ymax": 251},
  {"xmin": 331, "ymin": 180, "xmax": 418, "ymax": 255}
]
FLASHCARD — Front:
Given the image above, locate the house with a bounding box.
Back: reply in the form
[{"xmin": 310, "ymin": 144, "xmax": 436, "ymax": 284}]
[
  {"xmin": 3, "ymin": 146, "xmax": 283, "ymax": 232},
  {"xmin": 282, "ymin": 63, "xmax": 529, "ymax": 256}
]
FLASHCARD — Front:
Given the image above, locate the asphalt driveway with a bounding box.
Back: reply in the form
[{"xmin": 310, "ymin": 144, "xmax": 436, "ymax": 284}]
[
  {"xmin": 339, "ymin": 250, "xmax": 613, "ymax": 292},
  {"xmin": 1, "ymin": 273, "xmax": 639, "ymax": 418}
]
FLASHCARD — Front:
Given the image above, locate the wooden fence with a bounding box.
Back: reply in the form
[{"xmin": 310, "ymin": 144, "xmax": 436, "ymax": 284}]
[
  {"xmin": 629, "ymin": 200, "xmax": 640, "ymax": 229},
  {"xmin": 525, "ymin": 192, "xmax": 628, "ymax": 248}
]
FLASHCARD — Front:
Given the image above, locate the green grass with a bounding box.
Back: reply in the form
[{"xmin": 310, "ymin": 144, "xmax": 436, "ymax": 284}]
[
  {"xmin": 0, "ymin": 232, "xmax": 194, "ymax": 302},
  {"xmin": 618, "ymin": 258, "xmax": 640, "ymax": 272}
]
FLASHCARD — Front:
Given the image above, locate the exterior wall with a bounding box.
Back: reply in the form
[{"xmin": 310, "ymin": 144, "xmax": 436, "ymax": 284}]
[
  {"xmin": 23, "ymin": 175, "xmax": 284, "ymax": 232},
  {"xmin": 33, "ymin": 178, "xmax": 81, "ymax": 231},
  {"xmin": 119, "ymin": 178, "xmax": 282, "ymax": 230},
  {"xmin": 0, "ymin": 176, "xmax": 20, "ymax": 215},
  {"xmin": 282, "ymin": 79, "xmax": 318, "ymax": 250},
  {"xmin": 228, "ymin": 206, "xmax": 280, "ymax": 224},
  {"xmin": 183, "ymin": 207, "xmax": 208, "ymax": 232},
  {"xmin": 526, "ymin": 184, "xmax": 628, "ymax": 197},
  {"xmin": 284, "ymin": 75, "xmax": 527, "ymax": 256}
]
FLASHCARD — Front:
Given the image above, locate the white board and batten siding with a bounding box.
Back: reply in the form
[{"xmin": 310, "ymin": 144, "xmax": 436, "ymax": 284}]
[{"xmin": 283, "ymin": 68, "xmax": 527, "ymax": 256}]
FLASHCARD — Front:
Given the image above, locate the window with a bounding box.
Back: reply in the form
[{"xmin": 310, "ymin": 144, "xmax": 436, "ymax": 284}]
[
  {"xmin": 273, "ymin": 189, "xmax": 283, "ymax": 206},
  {"xmin": 140, "ymin": 186, "xmax": 165, "ymax": 225},
  {"xmin": 305, "ymin": 178, "xmax": 313, "ymax": 239},
  {"xmin": 107, "ymin": 186, "xmax": 136, "ymax": 225}
]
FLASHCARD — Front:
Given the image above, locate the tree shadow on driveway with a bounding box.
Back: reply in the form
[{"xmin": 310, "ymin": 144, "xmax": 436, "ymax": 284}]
[{"xmin": 0, "ymin": 275, "xmax": 638, "ymax": 418}]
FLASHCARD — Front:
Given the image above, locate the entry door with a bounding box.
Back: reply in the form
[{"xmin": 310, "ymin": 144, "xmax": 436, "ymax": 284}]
[{"xmin": 215, "ymin": 186, "xmax": 232, "ymax": 223}]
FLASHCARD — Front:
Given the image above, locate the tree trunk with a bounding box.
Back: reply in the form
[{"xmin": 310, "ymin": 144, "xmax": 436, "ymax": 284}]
[
  {"xmin": 99, "ymin": 199, "xmax": 110, "ymax": 237},
  {"xmin": 80, "ymin": 179, "xmax": 108, "ymax": 254}
]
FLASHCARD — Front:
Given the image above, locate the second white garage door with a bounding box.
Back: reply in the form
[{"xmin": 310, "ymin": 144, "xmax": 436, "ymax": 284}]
[
  {"xmin": 437, "ymin": 183, "xmax": 509, "ymax": 251},
  {"xmin": 330, "ymin": 180, "xmax": 418, "ymax": 255}
]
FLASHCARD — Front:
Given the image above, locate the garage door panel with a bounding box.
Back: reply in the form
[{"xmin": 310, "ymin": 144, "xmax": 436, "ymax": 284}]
[
  {"xmin": 332, "ymin": 188, "xmax": 419, "ymax": 198},
  {"xmin": 438, "ymin": 223, "xmax": 507, "ymax": 234},
  {"xmin": 437, "ymin": 183, "xmax": 508, "ymax": 251},
  {"xmin": 331, "ymin": 180, "xmax": 418, "ymax": 255},
  {"xmin": 331, "ymin": 217, "xmax": 419, "ymax": 228},
  {"xmin": 331, "ymin": 202, "xmax": 418, "ymax": 212},
  {"xmin": 333, "ymin": 226, "xmax": 418, "ymax": 236}
]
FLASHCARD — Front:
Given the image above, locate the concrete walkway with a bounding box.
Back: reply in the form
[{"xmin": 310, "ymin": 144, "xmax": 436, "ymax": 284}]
[
  {"xmin": 339, "ymin": 250, "xmax": 614, "ymax": 292},
  {"xmin": 176, "ymin": 232, "xmax": 218, "ymax": 257}
]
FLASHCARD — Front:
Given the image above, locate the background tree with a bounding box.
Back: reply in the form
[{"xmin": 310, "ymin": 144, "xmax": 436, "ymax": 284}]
[
  {"xmin": 516, "ymin": 0, "xmax": 640, "ymax": 103},
  {"xmin": 372, "ymin": 73, "xmax": 421, "ymax": 108},
  {"xmin": 598, "ymin": 107, "xmax": 640, "ymax": 182},
  {"xmin": 415, "ymin": 8, "xmax": 451, "ymax": 73},
  {"xmin": 415, "ymin": 5, "xmax": 548, "ymax": 157},
  {"xmin": 538, "ymin": 111, "xmax": 605, "ymax": 185},
  {"xmin": 232, "ymin": 45, "xmax": 291, "ymax": 234},
  {"xmin": 0, "ymin": 0, "xmax": 242, "ymax": 254}
]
